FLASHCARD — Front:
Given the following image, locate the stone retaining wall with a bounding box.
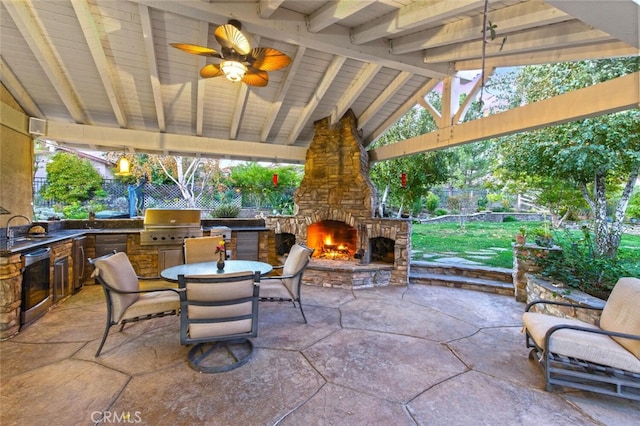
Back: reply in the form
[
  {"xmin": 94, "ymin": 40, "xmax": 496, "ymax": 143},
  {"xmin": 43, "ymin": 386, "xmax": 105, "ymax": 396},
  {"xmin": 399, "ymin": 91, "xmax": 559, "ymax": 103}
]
[
  {"xmin": 421, "ymin": 211, "xmax": 544, "ymax": 224},
  {"xmin": 525, "ymin": 273, "xmax": 605, "ymax": 325}
]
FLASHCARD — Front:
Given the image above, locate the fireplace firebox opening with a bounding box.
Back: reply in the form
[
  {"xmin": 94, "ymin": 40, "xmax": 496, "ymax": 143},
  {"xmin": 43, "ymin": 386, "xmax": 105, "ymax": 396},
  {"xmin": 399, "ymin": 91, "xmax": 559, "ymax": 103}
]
[
  {"xmin": 370, "ymin": 237, "xmax": 395, "ymax": 263},
  {"xmin": 307, "ymin": 220, "xmax": 357, "ymax": 260},
  {"xmin": 275, "ymin": 232, "xmax": 296, "ymax": 256}
]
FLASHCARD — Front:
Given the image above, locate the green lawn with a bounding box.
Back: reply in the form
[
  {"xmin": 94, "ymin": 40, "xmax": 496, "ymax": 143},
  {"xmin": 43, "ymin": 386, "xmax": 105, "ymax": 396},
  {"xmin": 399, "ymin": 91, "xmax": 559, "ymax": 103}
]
[{"xmin": 411, "ymin": 221, "xmax": 640, "ymax": 271}]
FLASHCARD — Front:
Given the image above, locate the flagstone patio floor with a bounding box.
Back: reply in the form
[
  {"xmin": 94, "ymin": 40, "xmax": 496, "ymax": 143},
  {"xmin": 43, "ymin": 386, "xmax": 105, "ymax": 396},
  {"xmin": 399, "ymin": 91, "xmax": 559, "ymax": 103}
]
[{"xmin": 1, "ymin": 283, "xmax": 639, "ymax": 425}]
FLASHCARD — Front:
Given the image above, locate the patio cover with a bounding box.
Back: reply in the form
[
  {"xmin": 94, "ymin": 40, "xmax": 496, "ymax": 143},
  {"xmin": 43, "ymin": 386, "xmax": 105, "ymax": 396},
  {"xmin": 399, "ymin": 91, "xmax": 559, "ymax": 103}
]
[{"xmin": 1, "ymin": 0, "xmax": 638, "ymax": 164}]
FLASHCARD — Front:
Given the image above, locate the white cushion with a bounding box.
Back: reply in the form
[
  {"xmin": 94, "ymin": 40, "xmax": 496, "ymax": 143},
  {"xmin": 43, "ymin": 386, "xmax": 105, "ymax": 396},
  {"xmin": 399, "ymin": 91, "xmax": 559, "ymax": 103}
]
[
  {"xmin": 121, "ymin": 290, "xmax": 180, "ymax": 321},
  {"xmin": 93, "ymin": 252, "xmax": 140, "ymax": 322},
  {"xmin": 523, "ymin": 311, "xmax": 640, "ymax": 373},
  {"xmin": 259, "ymin": 280, "xmax": 293, "ymax": 299},
  {"xmin": 184, "ymin": 235, "xmax": 224, "ymax": 264},
  {"xmin": 189, "ymin": 319, "xmax": 253, "ymax": 339},
  {"xmin": 599, "ymin": 277, "xmax": 640, "ymax": 358}
]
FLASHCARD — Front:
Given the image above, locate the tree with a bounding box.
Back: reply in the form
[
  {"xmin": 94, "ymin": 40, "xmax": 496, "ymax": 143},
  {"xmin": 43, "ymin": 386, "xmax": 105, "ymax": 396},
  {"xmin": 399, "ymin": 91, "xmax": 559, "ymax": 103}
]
[
  {"xmin": 42, "ymin": 152, "xmax": 105, "ymax": 205},
  {"xmin": 151, "ymin": 156, "xmax": 220, "ymax": 208},
  {"xmin": 228, "ymin": 162, "xmax": 302, "ymax": 212},
  {"xmin": 370, "ymin": 107, "xmax": 454, "ymax": 217},
  {"xmin": 497, "ymin": 58, "xmax": 640, "ymax": 257},
  {"xmin": 108, "ymin": 152, "xmax": 221, "ymax": 208}
]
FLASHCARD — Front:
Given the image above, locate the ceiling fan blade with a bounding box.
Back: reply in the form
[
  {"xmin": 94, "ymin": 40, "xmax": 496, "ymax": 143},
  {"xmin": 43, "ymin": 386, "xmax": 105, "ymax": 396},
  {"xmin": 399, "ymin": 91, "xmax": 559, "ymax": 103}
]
[
  {"xmin": 250, "ymin": 47, "xmax": 292, "ymax": 71},
  {"xmin": 170, "ymin": 43, "xmax": 221, "ymax": 58},
  {"xmin": 214, "ymin": 24, "xmax": 251, "ymax": 55},
  {"xmin": 200, "ymin": 64, "xmax": 224, "ymax": 78},
  {"xmin": 242, "ymin": 69, "xmax": 269, "ymax": 87}
]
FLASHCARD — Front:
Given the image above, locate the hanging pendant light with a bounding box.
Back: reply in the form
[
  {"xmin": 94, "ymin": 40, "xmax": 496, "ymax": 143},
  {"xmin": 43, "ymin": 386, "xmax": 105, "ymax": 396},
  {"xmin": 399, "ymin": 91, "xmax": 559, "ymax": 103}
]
[
  {"xmin": 115, "ymin": 151, "xmax": 131, "ymax": 176},
  {"xmin": 273, "ymin": 173, "xmax": 278, "ymax": 186}
]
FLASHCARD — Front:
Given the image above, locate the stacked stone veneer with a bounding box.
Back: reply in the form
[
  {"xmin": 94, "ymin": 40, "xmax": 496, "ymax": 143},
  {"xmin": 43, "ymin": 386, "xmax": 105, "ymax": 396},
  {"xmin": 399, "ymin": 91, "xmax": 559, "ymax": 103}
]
[
  {"xmin": 512, "ymin": 244, "xmax": 604, "ymax": 325},
  {"xmin": 0, "ymin": 253, "xmax": 23, "ymax": 339},
  {"xmin": 525, "ymin": 273, "xmax": 604, "ymax": 325},
  {"xmin": 265, "ymin": 110, "xmax": 410, "ymax": 287}
]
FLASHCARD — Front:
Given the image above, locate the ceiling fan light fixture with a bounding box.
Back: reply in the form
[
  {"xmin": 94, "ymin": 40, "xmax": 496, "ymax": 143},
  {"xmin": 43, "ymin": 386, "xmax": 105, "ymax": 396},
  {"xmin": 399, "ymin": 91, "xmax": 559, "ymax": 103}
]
[{"xmin": 221, "ymin": 60, "xmax": 247, "ymax": 82}]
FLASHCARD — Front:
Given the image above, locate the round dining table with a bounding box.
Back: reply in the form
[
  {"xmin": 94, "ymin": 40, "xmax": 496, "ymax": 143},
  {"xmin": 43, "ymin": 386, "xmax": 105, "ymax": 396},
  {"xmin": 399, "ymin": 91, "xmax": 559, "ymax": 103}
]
[{"xmin": 160, "ymin": 260, "xmax": 273, "ymax": 282}]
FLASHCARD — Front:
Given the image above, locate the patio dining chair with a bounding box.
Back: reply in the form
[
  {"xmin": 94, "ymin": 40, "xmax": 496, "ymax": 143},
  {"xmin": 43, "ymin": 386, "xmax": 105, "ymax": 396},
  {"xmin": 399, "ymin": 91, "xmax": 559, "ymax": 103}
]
[
  {"xmin": 259, "ymin": 243, "xmax": 314, "ymax": 323},
  {"xmin": 89, "ymin": 251, "xmax": 180, "ymax": 357},
  {"xmin": 183, "ymin": 235, "xmax": 225, "ymax": 264},
  {"xmin": 179, "ymin": 271, "xmax": 260, "ymax": 373}
]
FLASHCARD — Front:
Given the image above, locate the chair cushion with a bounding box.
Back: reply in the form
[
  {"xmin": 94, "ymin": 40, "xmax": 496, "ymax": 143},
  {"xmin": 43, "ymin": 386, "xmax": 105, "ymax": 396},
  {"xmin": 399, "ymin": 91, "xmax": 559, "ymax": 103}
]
[
  {"xmin": 182, "ymin": 273, "xmax": 257, "ymax": 340},
  {"xmin": 121, "ymin": 290, "xmax": 180, "ymax": 321},
  {"xmin": 259, "ymin": 280, "xmax": 292, "ymax": 300},
  {"xmin": 279, "ymin": 244, "xmax": 313, "ymax": 297},
  {"xmin": 184, "ymin": 235, "xmax": 224, "ymax": 264},
  {"xmin": 189, "ymin": 319, "xmax": 253, "ymax": 339},
  {"xmin": 93, "ymin": 252, "xmax": 140, "ymax": 322},
  {"xmin": 523, "ymin": 311, "xmax": 640, "ymax": 373},
  {"xmin": 599, "ymin": 277, "xmax": 640, "ymax": 358}
]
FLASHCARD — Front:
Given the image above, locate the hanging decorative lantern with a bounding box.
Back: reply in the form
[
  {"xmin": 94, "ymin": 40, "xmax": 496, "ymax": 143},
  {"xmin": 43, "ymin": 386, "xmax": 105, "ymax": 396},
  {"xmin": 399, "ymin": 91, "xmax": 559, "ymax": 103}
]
[
  {"xmin": 273, "ymin": 173, "xmax": 278, "ymax": 186},
  {"xmin": 401, "ymin": 172, "xmax": 407, "ymax": 188},
  {"xmin": 116, "ymin": 156, "xmax": 131, "ymax": 176}
]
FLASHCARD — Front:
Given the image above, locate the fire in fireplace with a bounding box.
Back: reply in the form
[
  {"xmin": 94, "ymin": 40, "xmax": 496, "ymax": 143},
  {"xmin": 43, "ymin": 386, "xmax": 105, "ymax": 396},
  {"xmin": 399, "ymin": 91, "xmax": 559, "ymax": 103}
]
[{"xmin": 307, "ymin": 220, "xmax": 357, "ymax": 260}]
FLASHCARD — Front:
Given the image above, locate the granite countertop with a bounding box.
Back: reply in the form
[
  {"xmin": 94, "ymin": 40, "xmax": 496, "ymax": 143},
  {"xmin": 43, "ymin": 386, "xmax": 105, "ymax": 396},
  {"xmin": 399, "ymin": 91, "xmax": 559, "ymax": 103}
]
[
  {"xmin": 0, "ymin": 228, "xmax": 142, "ymax": 255},
  {"xmin": 1, "ymin": 219, "xmax": 269, "ymax": 256}
]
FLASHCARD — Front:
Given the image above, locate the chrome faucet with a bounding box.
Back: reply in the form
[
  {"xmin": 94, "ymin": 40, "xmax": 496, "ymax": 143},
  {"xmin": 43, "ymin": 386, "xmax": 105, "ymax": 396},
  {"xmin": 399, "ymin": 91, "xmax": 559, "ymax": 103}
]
[{"xmin": 5, "ymin": 215, "xmax": 31, "ymax": 242}]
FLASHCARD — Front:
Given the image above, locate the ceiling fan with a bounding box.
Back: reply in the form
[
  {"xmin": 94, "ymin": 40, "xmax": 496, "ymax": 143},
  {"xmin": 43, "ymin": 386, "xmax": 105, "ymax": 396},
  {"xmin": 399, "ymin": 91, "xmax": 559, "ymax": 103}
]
[{"xmin": 170, "ymin": 19, "xmax": 291, "ymax": 87}]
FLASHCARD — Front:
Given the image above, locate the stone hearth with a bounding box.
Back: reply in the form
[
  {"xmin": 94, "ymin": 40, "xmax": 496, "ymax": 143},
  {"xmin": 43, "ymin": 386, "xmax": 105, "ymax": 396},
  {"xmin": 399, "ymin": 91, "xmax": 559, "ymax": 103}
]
[{"xmin": 266, "ymin": 110, "xmax": 410, "ymax": 288}]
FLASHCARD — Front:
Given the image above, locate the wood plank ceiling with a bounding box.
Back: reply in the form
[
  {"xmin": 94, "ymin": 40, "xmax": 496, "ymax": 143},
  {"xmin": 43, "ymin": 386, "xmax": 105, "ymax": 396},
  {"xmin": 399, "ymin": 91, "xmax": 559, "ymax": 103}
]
[{"xmin": 1, "ymin": 0, "xmax": 638, "ymax": 164}]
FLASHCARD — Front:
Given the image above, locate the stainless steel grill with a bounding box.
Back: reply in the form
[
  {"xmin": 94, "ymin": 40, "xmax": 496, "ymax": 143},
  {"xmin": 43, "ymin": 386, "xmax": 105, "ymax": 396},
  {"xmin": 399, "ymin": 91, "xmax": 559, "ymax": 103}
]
[{"xmin": 140, "ymin": 209, "xmax": 203, "ymax": 246}]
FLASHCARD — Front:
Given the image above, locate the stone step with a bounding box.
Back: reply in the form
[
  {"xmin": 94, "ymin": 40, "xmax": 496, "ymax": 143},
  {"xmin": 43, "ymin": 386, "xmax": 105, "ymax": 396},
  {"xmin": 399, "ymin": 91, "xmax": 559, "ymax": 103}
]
[
  {"xmin": 409, "ymin": 271, "xmax": 514, "ymax": 296},
  {"xmin": 411, "ymin": 260, "xmax": 513, "ymax": 284}
]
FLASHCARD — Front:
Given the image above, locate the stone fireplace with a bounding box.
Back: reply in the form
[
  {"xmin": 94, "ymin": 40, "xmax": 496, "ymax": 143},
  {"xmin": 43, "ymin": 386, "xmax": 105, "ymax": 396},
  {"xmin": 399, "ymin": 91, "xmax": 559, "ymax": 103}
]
[{"xmin": 265, "ymin": 110, "xmax": 410, "ymax": 288}]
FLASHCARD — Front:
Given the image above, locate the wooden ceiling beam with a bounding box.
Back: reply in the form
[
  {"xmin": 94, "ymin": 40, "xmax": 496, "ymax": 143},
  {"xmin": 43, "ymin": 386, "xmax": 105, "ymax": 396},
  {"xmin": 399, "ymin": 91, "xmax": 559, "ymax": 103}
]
[
  {"xmin": 358, "ymin": 70, "xmax": 412, "ymax": 129},
  {"xmin": 454, "ymin": 41, "xmax": 639, "ymax": 70},
  {"xmin": 258, "ymin": 0, "xmax": 285, "ymax": 19},
  {"xmin": 364, "ymin": 78, "xmax": 439, "ymax": 147},
  {"xmin": 423, "ymin": 21, "xmax": 613, "ymax": 64},
  {"xmin": 370, "ymin": 72, "xmax": 640, "ymax": 162},
  {"xmin": 45, "ymin": 121, "xmax": 309, "ymax": 164},
  {"xmin": 2, "ymin": 0, "xmax": 88, "ymax": 124},
  {"xmin": 260, "ymin": 45, "xmax": 306, "ymax": 142},
  {"xmin": 0, "ymin": 56, "xmax": 44, "ymax": 118},
  {"xmin": 138, "ymin": 4, "xmax": 166, "ymax": 132},
  {"xmin": 307, "ymin": 0, "xmax": 370, "ymax": 33},
  {"xmin": 131, "ymin": 0, "xmax": 449, "ymax": 78},
  {"xmin": 71, "ymin": 0, "xmax": 127, "ymax": 128},
  {"xmin": 391, "ymin": 1, "xmax": 570, "ymax": 54},
  {"xmin": 330, "ymin": 62, "xmax": 381, "ymax": 126},
  {"xmin": 286, "ymin": 55, "xmax": 346, "ymax": 145},
  {"xmin": 350, "ymin": 0, "xmax": 484, "ymax": 45}
]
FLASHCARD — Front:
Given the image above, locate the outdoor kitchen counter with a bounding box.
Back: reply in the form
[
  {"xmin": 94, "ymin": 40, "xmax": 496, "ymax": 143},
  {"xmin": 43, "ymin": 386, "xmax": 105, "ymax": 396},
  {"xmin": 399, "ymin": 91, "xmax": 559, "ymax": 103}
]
[{"xmin": 0, "ymin": 228, "xmax": 142, "ymax": 256}]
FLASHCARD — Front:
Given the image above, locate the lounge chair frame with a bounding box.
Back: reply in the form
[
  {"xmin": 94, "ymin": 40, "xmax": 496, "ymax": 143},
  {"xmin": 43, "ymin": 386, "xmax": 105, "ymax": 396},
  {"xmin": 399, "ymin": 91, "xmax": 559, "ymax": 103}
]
[{"xmin": 525, "ymin": 299, "xmax": 640, "ymax": 401}]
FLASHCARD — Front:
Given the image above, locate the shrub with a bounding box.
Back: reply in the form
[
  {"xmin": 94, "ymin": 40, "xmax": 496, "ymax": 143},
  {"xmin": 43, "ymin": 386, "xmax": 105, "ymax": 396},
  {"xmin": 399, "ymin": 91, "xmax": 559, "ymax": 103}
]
[
  {"xmin": 531, "ymin": 227, "xmax": 633, "ymax": 299},
  {"xmin": 446, "ymin": 195, "xmax": 462, "ymax": 212},
  {"xmin": 477, "ymin": 196, "xmax": 488, "ymax": 210},
  {"xmin": 433, "ymin": 208, "xmax": 448, "ymax": 216},
  {"xmin": 425, "ymin": 192, "xmax": 440, "ymax": 213},
  {"xmin": 211, "ymin": 203, "xmax": 240, "ymax": 218},
  {"xmin": 502, "ymin": 215, "xmax": 517, "ymax": 222}
]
